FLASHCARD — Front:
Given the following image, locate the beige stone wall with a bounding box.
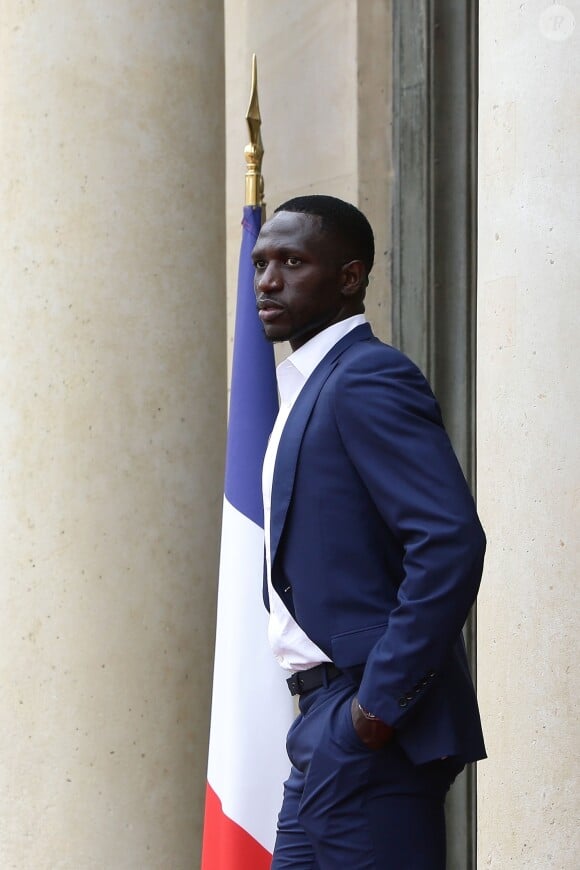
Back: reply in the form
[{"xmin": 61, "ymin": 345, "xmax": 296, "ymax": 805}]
[
  {"xmin": 0, "ymin": 2, "xmax": 225, "ymax": 868},
  {"xmin": 224, "ymin": 0, "xmax": 393, "ymax": 367},
  {"xmin": 477, "ymin": 1, "xmax": 579, "ymax": 866}
]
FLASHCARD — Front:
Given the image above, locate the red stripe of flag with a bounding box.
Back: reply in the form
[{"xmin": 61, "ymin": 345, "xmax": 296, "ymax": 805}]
[{"xmin": 201, "ymin": 783, "xmax": 272, "ymax": 870}]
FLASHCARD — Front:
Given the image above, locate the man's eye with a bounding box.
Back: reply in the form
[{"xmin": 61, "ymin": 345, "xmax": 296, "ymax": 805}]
[
  {"xmin": 254, "ymin": 260, "xmax": 266, "ymax": 270},
  {"xmin": 286, "ymin": 257, "xmax": 301, "ymax": 266}
]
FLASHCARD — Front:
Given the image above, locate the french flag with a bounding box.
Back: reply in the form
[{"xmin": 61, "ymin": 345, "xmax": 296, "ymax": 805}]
[{"xmin": 201, "ymin": 205, "xmax": 293, "ymax": 868}]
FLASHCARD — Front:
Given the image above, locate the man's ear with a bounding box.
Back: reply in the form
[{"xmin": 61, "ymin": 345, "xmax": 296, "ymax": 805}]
[{"xmin": 341, "ymin": 260, "xmax": 367, "ymax": 297}]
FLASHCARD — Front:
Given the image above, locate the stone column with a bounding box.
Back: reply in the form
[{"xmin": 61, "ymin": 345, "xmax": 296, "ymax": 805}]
[
  {"xmin": 477, "ymin": 2, "xmax": 579, "ymax": 866},
  {"xmin": 0, "ymin": 2, "xmax": 225, "ymax": 867}
]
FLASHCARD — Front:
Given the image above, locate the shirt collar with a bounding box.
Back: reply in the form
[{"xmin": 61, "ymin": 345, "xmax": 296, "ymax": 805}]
[{"xmin": 276, "ymin": 314, "xmax": 366, "ymax": 406}]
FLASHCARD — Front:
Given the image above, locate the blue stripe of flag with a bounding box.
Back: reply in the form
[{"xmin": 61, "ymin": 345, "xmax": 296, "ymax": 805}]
[{"xmin": 224, "ymin": 205, "xmax": 278, "ymax": 528}]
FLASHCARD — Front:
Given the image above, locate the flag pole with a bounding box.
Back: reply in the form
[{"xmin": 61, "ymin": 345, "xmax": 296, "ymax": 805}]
[{"xmin": 244, "ymin": 54, "xmax": 265, "ymax": 214}]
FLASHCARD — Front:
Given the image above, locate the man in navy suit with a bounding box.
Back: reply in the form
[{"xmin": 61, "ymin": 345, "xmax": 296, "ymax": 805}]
[{"xmin": 252, "ymin": 195, "xmax": 486, "ymax": 869}]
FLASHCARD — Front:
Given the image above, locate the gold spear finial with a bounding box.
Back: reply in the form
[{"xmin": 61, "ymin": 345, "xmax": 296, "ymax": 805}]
[{"xmin": 244, "ymin": 54, "xmax": 265, "ymax": 211}]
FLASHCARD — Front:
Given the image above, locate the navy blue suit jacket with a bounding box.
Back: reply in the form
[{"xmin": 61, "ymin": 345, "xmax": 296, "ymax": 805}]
[{"xmin": 266, "ymin": 324, "xmax": 486, "ymax": 765}]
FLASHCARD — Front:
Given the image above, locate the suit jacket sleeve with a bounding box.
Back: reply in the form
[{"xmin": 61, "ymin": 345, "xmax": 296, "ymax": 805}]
[{"xmin": 333, "ymin": 345, "xmax": 486, "ymax": 729}]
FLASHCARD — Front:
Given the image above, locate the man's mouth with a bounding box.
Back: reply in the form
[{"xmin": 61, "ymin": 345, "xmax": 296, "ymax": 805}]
[{"xmin": 257, "ymin": 299, "xmax": 285, "ymax": 322}]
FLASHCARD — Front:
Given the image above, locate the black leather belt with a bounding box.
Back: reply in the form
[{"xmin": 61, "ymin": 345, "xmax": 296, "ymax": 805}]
[{"xmin": 286, "ymin": 663, "xmax": 343, "ymax": 696}]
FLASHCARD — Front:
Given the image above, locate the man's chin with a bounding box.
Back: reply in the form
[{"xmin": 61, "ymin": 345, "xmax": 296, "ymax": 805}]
[{"xmin": 262, "ymin": 326, "xmax": 290, "ymax": 345}]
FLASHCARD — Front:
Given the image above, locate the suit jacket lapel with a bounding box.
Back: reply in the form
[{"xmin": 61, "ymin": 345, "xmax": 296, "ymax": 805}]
[{"xmin": 269, "ymin": 323, "xmax": 372, "ymax": 567}]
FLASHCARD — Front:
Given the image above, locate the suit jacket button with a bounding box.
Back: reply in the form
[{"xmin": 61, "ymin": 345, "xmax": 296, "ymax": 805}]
[
  {"xmin": 428, "ymin": 671, "xmax": 436, "ymax": 679},
  {"xmin": 398, "ymin": 697, "xmax": 408, "ymax": 708}
]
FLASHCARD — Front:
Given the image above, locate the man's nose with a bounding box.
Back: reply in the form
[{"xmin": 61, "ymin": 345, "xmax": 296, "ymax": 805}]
[{"xmin": 256, "ymin": 262, "xmax": 282, "ymax": 292}]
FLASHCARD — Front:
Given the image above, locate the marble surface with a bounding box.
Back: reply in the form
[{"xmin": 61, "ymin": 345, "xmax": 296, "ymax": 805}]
[
  {"xmin": 477, "ymin": 1, "xmax": 579, "ymax": 866},
  {"xmin": 0, "ymin": 2, "xmax": 226, "ymax": 867}
]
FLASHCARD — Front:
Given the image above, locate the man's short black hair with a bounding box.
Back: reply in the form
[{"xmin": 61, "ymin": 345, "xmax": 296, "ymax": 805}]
[{"xmin": 274, "ymin": 194, "xmax": 375, "ymax": 276}]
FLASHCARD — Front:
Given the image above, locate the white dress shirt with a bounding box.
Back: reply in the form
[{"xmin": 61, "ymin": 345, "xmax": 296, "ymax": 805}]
[{"xmin": 262, "ymin": 314, "xmax": 367, "ymax": 671}]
